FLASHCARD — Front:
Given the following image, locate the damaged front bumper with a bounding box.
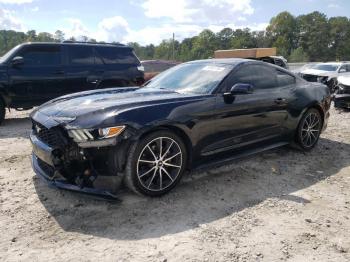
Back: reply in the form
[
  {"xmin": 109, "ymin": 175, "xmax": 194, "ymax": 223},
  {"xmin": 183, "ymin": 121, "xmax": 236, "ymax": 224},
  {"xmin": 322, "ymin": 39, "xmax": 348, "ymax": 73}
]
[
  {"xmin": 30, "ymin": 132, "xmax": 120, "ymax": 200},
  {"xmin": 334, "ymin": 94, "xmax": 350, "ymax": 109}
]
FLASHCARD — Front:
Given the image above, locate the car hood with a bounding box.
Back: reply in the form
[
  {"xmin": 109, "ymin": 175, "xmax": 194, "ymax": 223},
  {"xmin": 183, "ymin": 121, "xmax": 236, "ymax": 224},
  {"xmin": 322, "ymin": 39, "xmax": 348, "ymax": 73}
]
[
  {"xmin": 33, "ymin": 87, "xmax": 201, "ymax": 124},
  {"xmin": 300, "ymin": 68, "xmax": 337, "ymax": 77}
]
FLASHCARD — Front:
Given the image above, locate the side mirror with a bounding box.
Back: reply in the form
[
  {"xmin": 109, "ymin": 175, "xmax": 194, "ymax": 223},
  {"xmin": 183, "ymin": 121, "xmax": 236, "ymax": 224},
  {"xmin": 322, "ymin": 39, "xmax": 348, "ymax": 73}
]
[
  {"xmin": 229, "ymin": 83, "xmax": 254, "ymax": 95},
  {"xmin": 11, "ymin": 56, "xmax": 24, "ymax": 66},
  {"xmin": 339, "ymin": 68, "xmax": 347, "ymax": 73},
  {"xmin": 223, "ymin": 83, "xmax": 254, "ymax": 104}
]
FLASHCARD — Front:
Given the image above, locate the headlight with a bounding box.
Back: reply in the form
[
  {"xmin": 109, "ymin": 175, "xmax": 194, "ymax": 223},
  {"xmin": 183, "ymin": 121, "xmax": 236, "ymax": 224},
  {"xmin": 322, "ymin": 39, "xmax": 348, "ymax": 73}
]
[
  {"xmin": 98, "ymin": 126, "xmax": 125, "ymax": 139},
  {"xmin": 68, "ymin": 125, "xmax": 125, "ymax": 142}
]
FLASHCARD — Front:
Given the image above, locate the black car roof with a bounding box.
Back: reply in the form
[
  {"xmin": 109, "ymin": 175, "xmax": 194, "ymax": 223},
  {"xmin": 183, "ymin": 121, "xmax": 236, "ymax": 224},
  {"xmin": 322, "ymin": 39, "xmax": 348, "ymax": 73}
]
[
  {"xmin": 185, "ymin": 58, "xmax": 260, "ymax": 67},
  {"xmin": 20, "ymin": 42, "xmax": 132, "ymax": 49}
]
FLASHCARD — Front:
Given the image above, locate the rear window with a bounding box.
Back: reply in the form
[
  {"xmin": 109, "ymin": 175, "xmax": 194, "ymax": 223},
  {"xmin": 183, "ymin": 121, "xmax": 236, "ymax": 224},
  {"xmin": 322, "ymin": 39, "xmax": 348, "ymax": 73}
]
[
  {"xmin": 96, "ymin": 46, "xmax": 139, "ymax": 65},
  {"xmin": 68, "ymin": 46, "xmax": 94, "ymax": 65}
]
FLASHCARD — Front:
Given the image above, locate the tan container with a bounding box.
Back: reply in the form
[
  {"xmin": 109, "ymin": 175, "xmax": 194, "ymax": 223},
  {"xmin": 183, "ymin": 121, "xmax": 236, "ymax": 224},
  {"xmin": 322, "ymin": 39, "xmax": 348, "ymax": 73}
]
[{"xmin": 214, "ymin": 48, "xmax": 276, "ymax": 59}]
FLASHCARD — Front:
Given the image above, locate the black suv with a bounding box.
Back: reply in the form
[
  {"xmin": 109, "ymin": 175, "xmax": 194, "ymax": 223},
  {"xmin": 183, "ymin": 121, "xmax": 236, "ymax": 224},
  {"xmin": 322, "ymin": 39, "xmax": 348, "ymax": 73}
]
[{"xmin": 0, "ymin": 41, "xmax": 144, "ymax": 124}]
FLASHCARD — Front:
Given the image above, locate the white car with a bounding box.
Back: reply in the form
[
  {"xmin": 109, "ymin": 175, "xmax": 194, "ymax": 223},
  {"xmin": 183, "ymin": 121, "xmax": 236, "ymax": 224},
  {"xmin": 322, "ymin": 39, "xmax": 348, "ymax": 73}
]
[{"xmin": 299, "ymin": 62, "xmax": 350, "ymax": 91}]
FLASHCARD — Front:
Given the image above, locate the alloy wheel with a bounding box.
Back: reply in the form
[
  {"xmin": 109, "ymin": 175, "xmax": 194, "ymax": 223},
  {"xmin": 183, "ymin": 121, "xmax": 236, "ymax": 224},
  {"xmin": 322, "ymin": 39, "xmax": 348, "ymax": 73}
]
[
  {"xmin": 137, "ymin": 137, "xmax": 183, "ymax": 192},
  {"xmin": 301, "ymin": 112, "xmax": 321, "ymax": 148}
]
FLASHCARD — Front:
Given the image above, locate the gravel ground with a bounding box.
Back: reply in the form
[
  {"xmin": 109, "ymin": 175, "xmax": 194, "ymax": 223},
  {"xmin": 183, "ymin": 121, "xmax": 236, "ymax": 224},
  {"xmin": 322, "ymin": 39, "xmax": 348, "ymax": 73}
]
[{"xmin": 0, "ymin": 107, "xmax": 349, "ymax": 262}]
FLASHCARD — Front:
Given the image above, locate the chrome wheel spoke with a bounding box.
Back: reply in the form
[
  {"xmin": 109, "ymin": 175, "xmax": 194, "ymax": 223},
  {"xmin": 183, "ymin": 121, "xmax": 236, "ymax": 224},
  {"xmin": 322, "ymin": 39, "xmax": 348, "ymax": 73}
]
[
  {"xmin": 161, "ymin": 167, "xmax": 174, "ymax": 182},
  {"xmin": 164, "ymin": 151, "xmax": 181, "ymax": 163},
  {"xmin": 139, "ymin": 166, "xmax": 156, "ymax": 179},
  {"xmin": 159, "ymin": 168, "xmax": 163, "ymax": 190},
  {"xmin": 163, "ymin": 162, "xmax": 181, "ymax": 168},
  {"xmin": 162, "ymin": 141, "xmax": 174, "ymax": 159},
  {"xmin": 147, "ymin": 145, "xmax": 157, "ymax": 160},
  {"xmin": 147, "ymin": 168, "xmax": 157, "ymax": 188},
  {"xmin": 139, "ymin": 159, "xmax": 156, "ymax": 164}
]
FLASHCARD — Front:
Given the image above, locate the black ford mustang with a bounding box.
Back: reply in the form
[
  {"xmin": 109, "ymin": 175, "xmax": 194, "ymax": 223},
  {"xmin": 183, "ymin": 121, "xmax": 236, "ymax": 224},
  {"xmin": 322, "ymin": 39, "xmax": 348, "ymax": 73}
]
[{"xmin": 30, "ymin": 59, "xmax": 331, "ymax": 198}]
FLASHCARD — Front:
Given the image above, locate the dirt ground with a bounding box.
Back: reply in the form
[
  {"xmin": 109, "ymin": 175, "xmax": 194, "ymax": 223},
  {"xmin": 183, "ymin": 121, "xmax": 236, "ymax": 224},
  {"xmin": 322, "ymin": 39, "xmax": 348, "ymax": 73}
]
[{"xmin": 0, "ymin": 107, "xmax": 349, "ymax": 262}]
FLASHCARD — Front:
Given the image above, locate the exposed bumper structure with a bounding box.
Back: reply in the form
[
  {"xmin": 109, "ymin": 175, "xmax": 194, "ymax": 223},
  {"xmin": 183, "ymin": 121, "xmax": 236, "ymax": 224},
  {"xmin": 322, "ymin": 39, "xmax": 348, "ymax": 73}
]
[
  {"xmin": 30, "ymin": 132, "xmax": 119, "ymax": 200},
  {"xmin": 334, "ymin": 94, "xmax": 350, "ymax": 109}
]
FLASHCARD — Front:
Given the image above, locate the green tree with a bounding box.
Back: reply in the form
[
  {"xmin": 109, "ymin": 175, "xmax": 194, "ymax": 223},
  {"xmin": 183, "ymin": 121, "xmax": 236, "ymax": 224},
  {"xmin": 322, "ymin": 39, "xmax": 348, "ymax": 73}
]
[
  {"xmin": 37, "ymin": 32, "xmax": 54, "ymax": 42},
  {"xmin": 216, "ymin": 28, "xmax": 234, "ymax": 50},
  {"xmin": 54, "ymin": 30, "xmax": 65, "ymax": 42},
  {"xmin": 230, "ymin": 28, "xmax": 256, "ymax": 49},
  {"xmin": 329, "ymin": 17, "xmax": 350, "ymax": 60},
  {"xmin": 297, "ymin": 12, "xmax": 331, "ymax": 61},
  {"xmin": 191, "ymin": 29, "xmax": 218, "ymax": 59},
  {"xmin": 26, "ymin": 30, "xmax": 37, "ymax": 42},
  {"xmin": 266, "ymin": 11, "xmax": 298, "ymax": 57},
  {"xmin": 289, "ymin": 47, "xmax": 309, "ymax": 62}
]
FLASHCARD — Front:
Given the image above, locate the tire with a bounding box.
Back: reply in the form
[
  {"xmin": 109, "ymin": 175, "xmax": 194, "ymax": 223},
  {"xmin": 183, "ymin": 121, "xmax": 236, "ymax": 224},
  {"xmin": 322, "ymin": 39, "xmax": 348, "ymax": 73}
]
[
  {"xmin": 295, "ymin": 108, "xmax": 322, "ymax": 151},
  {"xmin": 124, "ymin": 130, "xmax": 187, "ymax": 197},
  {"xmin": 0, "ymin": 99, "xmax": 5, "ymax": 126}
]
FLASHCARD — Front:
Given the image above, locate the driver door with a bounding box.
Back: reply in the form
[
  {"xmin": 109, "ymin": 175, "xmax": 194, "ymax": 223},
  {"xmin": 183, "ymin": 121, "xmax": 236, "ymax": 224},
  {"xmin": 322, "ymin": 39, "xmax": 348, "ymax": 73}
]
[{"xmin": 207, "ymin": 63, "xmax": 289, "ymax": 155}]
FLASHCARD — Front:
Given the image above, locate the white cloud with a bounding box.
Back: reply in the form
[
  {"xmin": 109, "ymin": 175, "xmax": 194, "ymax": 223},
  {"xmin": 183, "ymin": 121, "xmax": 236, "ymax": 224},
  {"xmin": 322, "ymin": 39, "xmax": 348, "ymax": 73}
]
[
  {"xmin": 0, "ymin": 0, "xmax": 33, "ymax": 4},
  {"xmin": 142, "ymin": 0, "xmax": 254, "ymax": 24},
  {"xmin": 0, "ymin": 8, "xmax": 24, "ymax": 31},
  {"xmin": 95, "ymin": 16, "xmax": 130, "ymax": 42},
  {"xmin": 62, "ymin": 16, "xmax": 268, "ymax": 45},
  {"xmin": 64, "ymin": 18, "xmax": 90, "ymax": 39},
  {"xmin": 31, "ymin": 6, "xmax": 39, "ymax": 12}
]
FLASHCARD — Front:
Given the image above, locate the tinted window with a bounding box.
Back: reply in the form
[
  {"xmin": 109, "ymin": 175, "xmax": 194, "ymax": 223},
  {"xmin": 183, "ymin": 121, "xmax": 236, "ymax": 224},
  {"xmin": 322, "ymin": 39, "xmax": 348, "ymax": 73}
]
[
  {"xmin": 96, "ymin": 47, "xmax": 139, "ymax": 64},
  {"xmin": 225, "ymin": 64, "xmax": 277, "ymax": 91},
  {"xmin": 340, "ymin": 64, "xmax": 350, "ymax": 72},
  {"xmin": 68, "ymin": 46, "xmax": 94, "ymax": 65},
  {"xmin": 18, "ymin": 45, "xmax": 61, "ymax": 66},
  {"xmin": 277, "ymin": 70, "xmax": 295, "ymax": 86}
]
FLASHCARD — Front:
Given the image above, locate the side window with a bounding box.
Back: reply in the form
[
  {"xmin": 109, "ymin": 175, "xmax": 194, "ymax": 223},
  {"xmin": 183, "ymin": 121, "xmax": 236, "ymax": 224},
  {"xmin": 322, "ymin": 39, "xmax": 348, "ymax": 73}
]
[
  {"xmin": 18, "ymin": 45, "xmax": 61, "ymax": 66},
  {"xmin": 96, "ymin": 47, "xmax": 139, "ymax": 64},
  {"xmin": 276, "ymin": 70, "xmax": 295, "ymax": 87},
  {"xmin": 68, "ymin": 46, "xmax": 94, "ymax": 65},
  {"xmin": 249, "ymin": 65, "xmax": 277, "ymax": 89}
]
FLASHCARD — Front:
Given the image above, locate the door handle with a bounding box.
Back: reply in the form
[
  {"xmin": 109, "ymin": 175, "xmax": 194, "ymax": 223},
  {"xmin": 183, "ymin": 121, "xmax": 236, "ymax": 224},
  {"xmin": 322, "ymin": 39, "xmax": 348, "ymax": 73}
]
[{"xmin": 275, "ymin": 98, "xmax": 287, "ymax": 104}]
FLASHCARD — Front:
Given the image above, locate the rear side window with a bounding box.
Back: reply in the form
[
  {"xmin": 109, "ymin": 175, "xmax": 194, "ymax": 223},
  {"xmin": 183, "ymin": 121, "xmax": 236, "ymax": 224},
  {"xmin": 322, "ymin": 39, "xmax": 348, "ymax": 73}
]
[
  {"xmin": 96, "ymin": 47, "xmax": 139, "ymax": 65},
  {"xmin": 19, "ymin": 45, "xmax": 61, "ymax": 66},
  {"xmin": 68, "ymin": 46, "xmax": 94, "ymax": 65},
  {"xmin": 277, "ymin": 70, "xmax": 295, "ymax": 87}
]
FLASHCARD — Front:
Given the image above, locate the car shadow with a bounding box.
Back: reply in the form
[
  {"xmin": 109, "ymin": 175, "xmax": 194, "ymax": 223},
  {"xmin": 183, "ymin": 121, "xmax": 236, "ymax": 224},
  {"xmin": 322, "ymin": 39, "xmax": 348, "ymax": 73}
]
[
  {"xmin": 34, "ymin": 137, "xmax": 350, "ymax": 241},
  {"xmin": 0, "ymin": 117, "xmax": 31, "ymax": 139}
]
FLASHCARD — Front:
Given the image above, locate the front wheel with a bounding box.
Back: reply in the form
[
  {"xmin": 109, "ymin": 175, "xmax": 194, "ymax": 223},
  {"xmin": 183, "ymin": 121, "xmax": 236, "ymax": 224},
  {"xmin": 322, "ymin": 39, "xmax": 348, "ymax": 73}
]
[
  {"xmin": 124, "ymin": 131, "xmax": 187, "ymax": 197},
  {"xmin": 295, "ymin": 108, "xmax": 322, "ymax": 150},
  {"xmin": 0, "ymin": 99, "xmax": 5, "ymax": 125}
]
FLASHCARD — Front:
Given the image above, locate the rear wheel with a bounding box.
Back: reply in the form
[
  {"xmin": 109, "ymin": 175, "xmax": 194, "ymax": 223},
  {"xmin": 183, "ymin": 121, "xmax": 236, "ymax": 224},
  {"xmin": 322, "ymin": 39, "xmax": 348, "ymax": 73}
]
[
  {"xmin": 124, "ymin": 130, "xmax": 187, "ymax": 196},
  {"xmin": 296, "ymin": 108, "xmax": 322, "ymax": 150},
  {"xmin": 0, "ymin": 99, "xmax": 5, "ymax": 125}
]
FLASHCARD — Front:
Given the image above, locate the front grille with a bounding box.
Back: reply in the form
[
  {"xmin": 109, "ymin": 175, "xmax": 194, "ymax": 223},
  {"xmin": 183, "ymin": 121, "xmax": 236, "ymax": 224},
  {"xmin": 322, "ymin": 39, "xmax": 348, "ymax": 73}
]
[
  {"xmin": 302, "ymin": 74, "xmax": 318, "ymax": 82},
  {"xmin": 32, "ymin": 121, "xmax": 65, "ymax": 148}
]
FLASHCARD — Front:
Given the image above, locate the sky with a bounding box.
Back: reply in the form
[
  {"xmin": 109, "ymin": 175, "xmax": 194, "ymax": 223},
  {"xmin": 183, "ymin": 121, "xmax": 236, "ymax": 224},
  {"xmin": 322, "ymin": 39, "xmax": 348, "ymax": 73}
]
[{"xmin": 0, "ymin": 0, "xmax": 349, "ymax": 45}]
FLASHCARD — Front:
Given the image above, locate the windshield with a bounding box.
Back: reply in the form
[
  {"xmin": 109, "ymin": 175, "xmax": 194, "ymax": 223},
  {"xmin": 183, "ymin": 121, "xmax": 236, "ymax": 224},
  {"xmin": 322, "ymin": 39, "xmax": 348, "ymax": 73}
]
[
  {"xmin": 0, "ymin": 45, "xmax": 21, "ymax": 64},
  {"xmin": 313, "ymin": 64, "xmax": 340, "ymax": 72},
  {"xmin": 146, "ymin": 63, "xmax": 233, "ymax": 94}
]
